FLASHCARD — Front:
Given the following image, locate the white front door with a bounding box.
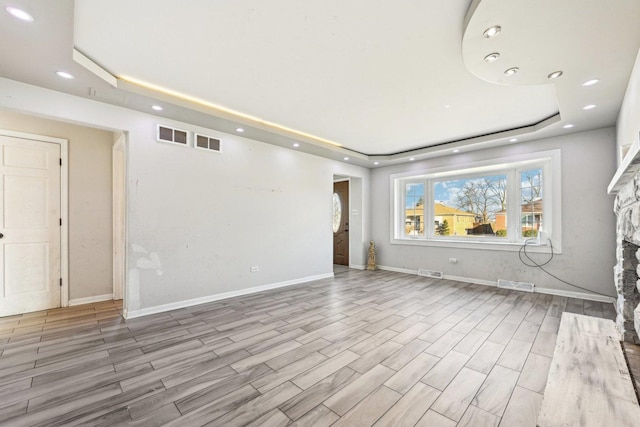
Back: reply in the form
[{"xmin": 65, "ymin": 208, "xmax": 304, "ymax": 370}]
[{"xmin": 0, "ymin": 135, "xmax": 61, "ymax": 316}]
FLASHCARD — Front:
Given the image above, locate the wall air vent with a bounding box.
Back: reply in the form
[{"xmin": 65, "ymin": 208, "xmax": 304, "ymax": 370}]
[
  {"xmin": 157, "ymin": 125, "xmax": 188, "ymax": 146},
  {"xmin": 418, "ymin": 269, "xmax": 444, "ymax": 279},
  {"xmin": 195, "ymin": 134, "xmax": 221, "ymax": 153},
  {"xmin": 497, "ymin": 279, "xmax": 535, "ymax": 293}
]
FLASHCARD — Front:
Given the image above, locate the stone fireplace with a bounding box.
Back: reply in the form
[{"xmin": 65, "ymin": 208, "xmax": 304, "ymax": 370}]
[{"xmin": 614, "ymin": 175, "xmax": 640, "ymax": 344}]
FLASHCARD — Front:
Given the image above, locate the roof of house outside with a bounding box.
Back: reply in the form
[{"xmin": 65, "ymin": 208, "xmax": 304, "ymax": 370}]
[
  {"xmin": 406, "ymin": 203, "xmax": 474, "ymax": 217},
  {"xmin": 521, "ymin": 198, "xmax": 543, "ymax": 212},
  {"xmin": 435, "ymin": 203, "xmax": 475, "ymax": 216}
]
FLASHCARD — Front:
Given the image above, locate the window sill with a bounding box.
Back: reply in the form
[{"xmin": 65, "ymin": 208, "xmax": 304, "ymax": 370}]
[{"xmin": 390, "ymin": 237, "xmax": 562, "ymax": 253}]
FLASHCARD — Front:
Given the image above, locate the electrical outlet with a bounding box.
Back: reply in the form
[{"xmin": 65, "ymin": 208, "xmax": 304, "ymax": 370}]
[{"xmin": 250, "ymin": 266, "xmax": 259, "ymax": 272}]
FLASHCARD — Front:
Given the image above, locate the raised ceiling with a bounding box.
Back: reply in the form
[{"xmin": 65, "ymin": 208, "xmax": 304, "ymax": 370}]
[{"xmin": 2, "ymin": 0, "xmax": 640, "ymax": 165}]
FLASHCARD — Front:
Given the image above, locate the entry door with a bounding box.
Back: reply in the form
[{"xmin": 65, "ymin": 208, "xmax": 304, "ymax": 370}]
[
  {"xmin": 333, "ymin": 181, "xmax": 349, "ymax": 266},
  {"xmin": 0, "ymin": 135, "xmax": 61, "ymax": 317}
]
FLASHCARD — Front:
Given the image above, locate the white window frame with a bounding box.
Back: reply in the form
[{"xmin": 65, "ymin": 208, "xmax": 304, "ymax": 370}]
[{"xmin": 390, "ymin": 149, "xmax": 562, "ymax": 253}]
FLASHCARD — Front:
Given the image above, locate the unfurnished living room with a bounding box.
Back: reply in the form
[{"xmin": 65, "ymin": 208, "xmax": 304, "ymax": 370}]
[{"xmin": 1, "ymin": 0, "xmax": 640, "ymax": 426}]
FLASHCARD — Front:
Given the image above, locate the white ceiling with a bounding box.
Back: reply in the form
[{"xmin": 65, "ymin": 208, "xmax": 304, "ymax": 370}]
[{"xmin": 2, "ymin": 0, "xmax": 640, "ymax": 165}]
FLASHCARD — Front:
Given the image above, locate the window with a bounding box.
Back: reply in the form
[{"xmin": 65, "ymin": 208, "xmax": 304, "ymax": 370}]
[{"xmin": 391, "ymin": 150, "xmax": 561, "ymax": 251}]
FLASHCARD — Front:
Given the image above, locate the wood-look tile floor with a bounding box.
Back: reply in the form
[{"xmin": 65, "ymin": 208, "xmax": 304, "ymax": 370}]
[{"xmin": 0, "ymin": 269, "xmax": 616, "ymax": 426}]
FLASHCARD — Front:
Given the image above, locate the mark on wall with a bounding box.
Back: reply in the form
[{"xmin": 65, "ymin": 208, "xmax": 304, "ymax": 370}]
[
  {"xmin": 131, "ymin": 243, "xmax": 163, "ymax": 275},
  {"xmin": 128, "ymin": 243, "xmax": 164, "ymax": 311},
  {"xmin": 233, "ymin": 185, "xmax": 283, "ymax": 193}
]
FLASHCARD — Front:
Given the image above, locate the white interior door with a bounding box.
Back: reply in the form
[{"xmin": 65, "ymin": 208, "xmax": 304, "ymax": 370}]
[{"xmin": 0, "ymin": 135, "xmax": 61, "ymax": 316}]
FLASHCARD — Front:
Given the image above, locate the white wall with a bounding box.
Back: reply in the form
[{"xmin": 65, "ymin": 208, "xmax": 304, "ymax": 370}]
[
  {"xmin": 617, "ymin": 48, "xmax": 640, "ymax": 164},
  {"xmin": 0, "ymin": 109, "xmax": 113, "ymax": 301},
  {"xmin": 370, "ymin": 127, "xmax": 618, "ymax": 298},
  {"xmin": 0, "ymin": 78, "xmax": 370, "ymax": 316}
]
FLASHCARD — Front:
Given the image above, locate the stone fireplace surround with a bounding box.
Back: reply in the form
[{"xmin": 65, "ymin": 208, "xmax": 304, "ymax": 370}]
[{"xmin": 614, "ymin": 174, "xmax": 640, "ymax": 344}]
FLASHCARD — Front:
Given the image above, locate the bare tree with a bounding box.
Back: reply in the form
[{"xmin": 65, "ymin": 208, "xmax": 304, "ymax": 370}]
[
  {"xmin": 522, "ymin": 170, "xmax": 542, "ymax": 202},
  {"xmin": 454, "ymin": 177, "xmax": 505, "ymax": 224},
  {"xmin": 486, "ymin": 177, "xmax": 507, "ymax": 210}
]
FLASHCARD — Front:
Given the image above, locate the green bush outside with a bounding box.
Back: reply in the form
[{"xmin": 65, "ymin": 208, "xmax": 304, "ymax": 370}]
[{"xmin": 495, "ymin": 229, "xmax": 507, "ymax": 237}]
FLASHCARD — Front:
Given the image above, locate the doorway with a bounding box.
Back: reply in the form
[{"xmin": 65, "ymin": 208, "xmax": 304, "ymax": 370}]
[
  {"xmin": 333, "ymin": 180, "xmax": 349, "ymax": 266},
  {"xmin": 0, "ymin": 132, "xmax": 67, "ymax": 316}
]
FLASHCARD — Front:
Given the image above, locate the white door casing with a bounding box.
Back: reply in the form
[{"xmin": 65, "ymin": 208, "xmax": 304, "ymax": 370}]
[
  {"xmin": 0, "ymin": 133, "xmax": 66, "ymax": 316},
  {"xmin": 112, "ymin": 133, "xmax": 126, "ymax": 301}
]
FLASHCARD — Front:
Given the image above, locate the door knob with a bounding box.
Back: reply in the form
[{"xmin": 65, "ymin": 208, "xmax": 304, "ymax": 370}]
[{"xmin": 0, "ymin": 233, "xmax": 3, "ymax": 238}]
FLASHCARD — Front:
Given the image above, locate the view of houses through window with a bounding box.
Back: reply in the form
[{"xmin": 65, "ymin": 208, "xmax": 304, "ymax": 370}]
[{"xmin": 401, "ymin": 167, "xmax": 544, "ymax": 241}]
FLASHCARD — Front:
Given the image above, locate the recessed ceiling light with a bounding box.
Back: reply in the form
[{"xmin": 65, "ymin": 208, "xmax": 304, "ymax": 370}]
[
  {"xmin": 483, "ymin": 53, "xmax": 500, "ymax": 62},
  {"xmin": 444, "ymin": 104, "xmax": 451, "ymax": 109},
  {"xmin": 504, "ymin": 67, "xmax": 519, "ymax": 76},
  {"xmin": 235, "ymin": 128, "xmax": 244, "ymax": 133},
  {"xmin": 409, "ymin": 157, "xmax": 415, "ymax": 161},
  {"xmin": 293, "ymin": 143, "xmax": 300, "ymax": 148},
  {"xmin": 344, "ymin": 157, "xmax": 349, "ymax": 161},
  {"xmin": 453, "ymin": 149, "xmax": 460, "ymax": 153},
  {"xmin": 373, "ymin": 161, "xmax": 380, "ymax": 165},
  {"xmin": 55, "ymin": 71, "xmax": 74, "ymax": 79},
  {"xmin": 583, "ymin": 104, "xmax": 597, "ymax": 110},
  {"xmin": 151, "ymin": 105, "xmax": 163, "ymax": 111},
  {"xmin": 483, "ymin": 26, "xmax": 501, "ymax": 38},
  {"xmin": 6, "ymin": 6, "xmax": 33, "ymax": 22},
  {"xmin": 563, "ymin": 124, "xmax": 574, "ymax": 129},
  {"xmin": 509, "ymin": 138, "xmax": 518, "ymax": 142},
  {"xmin": 582, "ymin": 79, "xmax": 599, "ymax": 86},
  {"xmin": 547, "ymin": 71, "xmax": 563, "ymax": 80}
]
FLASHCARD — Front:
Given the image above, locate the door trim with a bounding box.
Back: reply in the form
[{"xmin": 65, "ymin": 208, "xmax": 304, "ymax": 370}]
[
  {"xmin": 0, "ymin": 129, "xmax": 69, "ymax": 308},
  {"xmin": 112, "ymin": 133, "xmax": 126, "ymax": 301},
  {"xmin": 333, "ymin": 178, "xmax": 350, "ymax": 266}
]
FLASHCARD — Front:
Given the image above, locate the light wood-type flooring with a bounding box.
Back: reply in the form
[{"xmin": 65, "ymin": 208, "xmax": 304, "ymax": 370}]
[{"xmin": 0, "ymin": 269, "xmax": 617, "ymax": 426}]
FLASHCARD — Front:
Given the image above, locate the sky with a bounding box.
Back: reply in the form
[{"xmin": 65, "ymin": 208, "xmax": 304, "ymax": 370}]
[{"xmin": 406, "ymin": 168, "xmax": 542, "ymax": 210}]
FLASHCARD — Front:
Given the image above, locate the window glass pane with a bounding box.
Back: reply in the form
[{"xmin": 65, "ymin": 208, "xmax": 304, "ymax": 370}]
[
  {"xmin": 332, "ymin": 193, "xmax": 342, "ymax": 233},
  {"xmin": 520, "ymin": 168, "xmax": 543, "ymax": 238},
  {"xmin": 404, "ymin": 182, "xmax": 424, "ymax": 236},
  {"xmin": 433, "ymin": 174, "xmax": 507, "ymax": 237}
]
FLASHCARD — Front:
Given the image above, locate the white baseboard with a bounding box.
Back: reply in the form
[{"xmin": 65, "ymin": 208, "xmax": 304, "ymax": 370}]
[
  {"xmin": 68, "ymin": 294, "xmax": 114, "ymax": 306},
  {"xmin": 349, "ymin": 264, "xmax": 366, "ymax": 270},
  {"xmin": 378, "ymin": 265, "xmax": 418, "ymax": 275},
  {"xmin": 124, "ymin": 273, "xmax": 334, "ymax": 319},
  {"xmin": 444, "ymin": 274, "xmax": 496, "ymax": 288},
  {"xmin": 535, "ymin": 287, "xmax": 615, "ymax": 304},
  {"xmin": 378, "ymin": 265, "xmax": 615, "ymax": 304}
]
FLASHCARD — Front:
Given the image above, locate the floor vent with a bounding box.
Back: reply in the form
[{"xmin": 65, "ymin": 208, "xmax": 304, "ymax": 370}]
[
  {"xmin": 157, "ymin": 125, "xmax": 188, "ymax": 145},
  {"xmin": 497, "ymin": 279, "xmax": 535, "ymax": 292},
  {"xmin": 418, "ymin": 269, "xmax": 444, "ymax": 279},
  {"xmin": 195, "ymin": 133, "xmax": 221, "ymax": 152}
]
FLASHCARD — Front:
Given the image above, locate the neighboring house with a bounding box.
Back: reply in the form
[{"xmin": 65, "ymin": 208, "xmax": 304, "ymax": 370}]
[
  {"xmin": 521, "ymin": 198, "xmax": 544, "ymax": 234},
  {"xmin": 494, "ymin": 199, "xmax": 543, "ymax": 236},
  {"xmin": 406, "ymin": 203, "xmax": 475, "ymax": 236},
  {"xmin": 435, "ymin": 203, "xmax": 476, "ymax": 236},
  {"xmin": 494, "ymin": 209, "xmax": 507, "ymax": 233}
]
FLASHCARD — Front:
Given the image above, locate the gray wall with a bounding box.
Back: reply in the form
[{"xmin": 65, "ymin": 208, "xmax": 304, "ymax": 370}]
[
  {"xmin": 0, "ymin": 109, "xmax": 114, "ymax": 301},
  {"xmin": 0, "ymin": 78, "xmax": 371, "ymax": 316},
  {"xmin": 371, "ymin": 127, "xmax": 618, "ymax": 298}
]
